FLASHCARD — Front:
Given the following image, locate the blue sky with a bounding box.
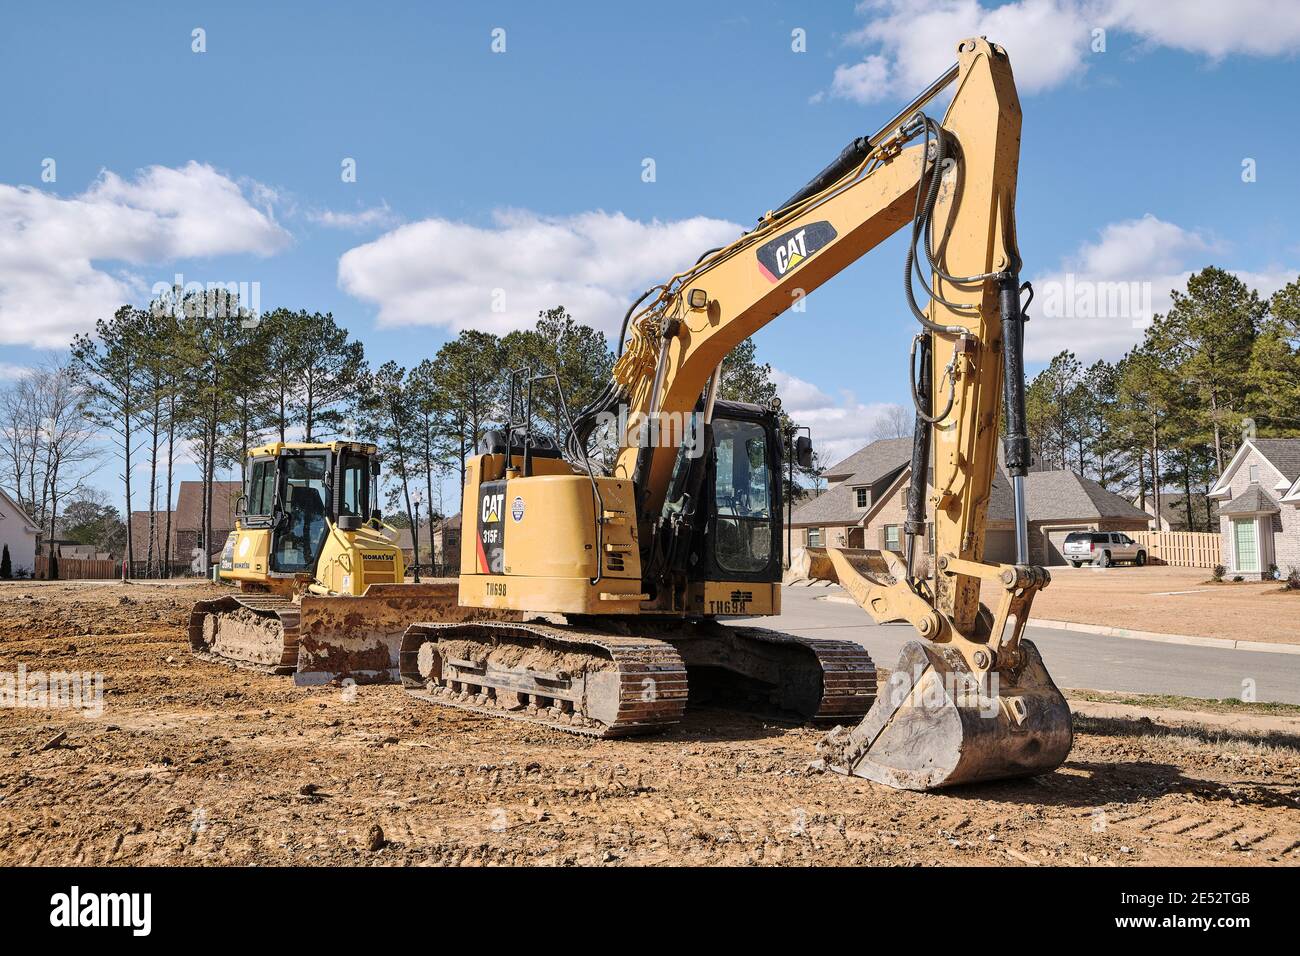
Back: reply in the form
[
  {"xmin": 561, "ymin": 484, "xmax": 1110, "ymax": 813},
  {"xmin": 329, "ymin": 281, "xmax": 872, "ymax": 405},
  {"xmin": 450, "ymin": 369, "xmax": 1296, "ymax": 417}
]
[{"xmin": 2, "ymin": 1, "xmax": 1299, "ymax": 508}]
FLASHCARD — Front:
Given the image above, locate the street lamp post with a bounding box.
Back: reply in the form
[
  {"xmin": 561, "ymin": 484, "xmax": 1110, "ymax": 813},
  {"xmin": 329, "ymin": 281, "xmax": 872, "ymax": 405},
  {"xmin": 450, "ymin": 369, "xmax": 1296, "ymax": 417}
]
[{"xmin": 411, "ymin": 490, "xmax": 423, "ymax": 584}]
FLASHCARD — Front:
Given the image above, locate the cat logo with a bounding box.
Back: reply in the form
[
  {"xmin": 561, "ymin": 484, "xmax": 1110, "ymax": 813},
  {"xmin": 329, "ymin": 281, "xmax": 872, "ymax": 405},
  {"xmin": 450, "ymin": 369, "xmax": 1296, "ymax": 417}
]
[
  {"xmin": 756, "ymin": 220, "xmax": 838, "ymax": 283},
  {"xmin": 481, "ymin": 492, "xmax": 504, "ymax": 525}
]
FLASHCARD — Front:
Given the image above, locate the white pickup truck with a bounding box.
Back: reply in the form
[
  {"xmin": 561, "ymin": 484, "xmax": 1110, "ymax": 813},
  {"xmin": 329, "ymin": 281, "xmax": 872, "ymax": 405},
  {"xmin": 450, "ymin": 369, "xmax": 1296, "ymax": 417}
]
[{"xmin": 1061, "ymin": 531, "xmax": 1147, "ymax": 568}]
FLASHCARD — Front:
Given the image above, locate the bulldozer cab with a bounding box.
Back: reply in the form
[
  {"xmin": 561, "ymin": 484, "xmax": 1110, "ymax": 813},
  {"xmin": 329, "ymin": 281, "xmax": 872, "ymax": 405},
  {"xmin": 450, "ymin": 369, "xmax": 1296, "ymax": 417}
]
[{"xmin": 234, "ymin": 442, "xmax": 381, "ymax": 578}]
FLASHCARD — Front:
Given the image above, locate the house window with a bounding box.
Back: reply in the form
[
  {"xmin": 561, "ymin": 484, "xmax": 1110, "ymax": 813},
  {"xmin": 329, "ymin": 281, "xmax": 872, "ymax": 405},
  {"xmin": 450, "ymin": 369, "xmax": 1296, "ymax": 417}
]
[
  {"xmin": 1248, "ymin": 464, "xmax": 1260, "ymax": 484},
  {"xmin": 807, "ymin": 528, "xmax": 823, "ymax": 547},
  {"xmin": 855, "ymin": 488, "xmax": 869, "ymax": 508},
  {"xmin": 884, "ymin": 525, "xmax": 901, "ymax": 551}
]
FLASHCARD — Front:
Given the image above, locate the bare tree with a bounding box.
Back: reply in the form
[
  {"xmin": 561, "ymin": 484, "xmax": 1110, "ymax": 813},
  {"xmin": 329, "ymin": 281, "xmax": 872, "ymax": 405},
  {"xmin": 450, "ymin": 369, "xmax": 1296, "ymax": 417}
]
[
  {"xmin": 1, "ymin": 360, "xmax": 98, "ymax": 572},
  {"xmin": 0, "ymin": 370, "xmax": 41, "ymax": 508},
  {"xmin": 869, "ymin": 404, "xmax": 913, "ymax": 442}
]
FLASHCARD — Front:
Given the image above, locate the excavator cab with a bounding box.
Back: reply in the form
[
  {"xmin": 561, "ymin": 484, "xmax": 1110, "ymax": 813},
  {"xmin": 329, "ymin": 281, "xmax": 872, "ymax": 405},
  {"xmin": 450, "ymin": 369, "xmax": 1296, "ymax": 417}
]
[{"xmin": 655, "ymin": 400, "xmax": 784, "ymax": 593}]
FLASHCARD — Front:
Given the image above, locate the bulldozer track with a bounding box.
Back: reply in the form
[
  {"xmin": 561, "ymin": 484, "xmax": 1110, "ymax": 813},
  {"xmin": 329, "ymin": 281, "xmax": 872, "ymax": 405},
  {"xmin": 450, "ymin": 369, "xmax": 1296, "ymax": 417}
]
[
  {"xmin": 400, "ymin": 620, "xmax": 690, "ymax": 738},
  {"xmin": 188, "ymin": 594, "xmax": 300, "ymax": 675}
]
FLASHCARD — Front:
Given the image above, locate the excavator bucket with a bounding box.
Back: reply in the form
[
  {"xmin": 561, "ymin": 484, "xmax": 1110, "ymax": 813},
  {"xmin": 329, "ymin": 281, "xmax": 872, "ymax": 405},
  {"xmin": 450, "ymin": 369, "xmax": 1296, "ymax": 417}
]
[
  {"xmin": 806, "ymin": 547, "xmax": 1073, "ymax": 789},
  {"xmin": 819, "ymin": 639, "xmax": 1072, "ymax": 789}
]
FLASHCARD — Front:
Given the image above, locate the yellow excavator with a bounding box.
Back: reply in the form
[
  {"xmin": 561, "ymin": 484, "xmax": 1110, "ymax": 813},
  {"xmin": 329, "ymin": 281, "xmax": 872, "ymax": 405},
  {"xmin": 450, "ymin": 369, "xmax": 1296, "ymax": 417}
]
[{"xmin": 193, "ymin": 38, "xmax": 1071, "ymax": 790}]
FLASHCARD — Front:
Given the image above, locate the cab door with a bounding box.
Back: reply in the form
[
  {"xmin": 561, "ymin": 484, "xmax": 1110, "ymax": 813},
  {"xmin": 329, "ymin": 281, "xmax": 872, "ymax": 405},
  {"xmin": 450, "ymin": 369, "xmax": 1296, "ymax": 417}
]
[
  {"xmin": 706, "ymin": 416, "xmax": 782, "ymax": 582},
  {"xmin": 270, "ymin": 451, "xmax": 332, "ymax": 574}
]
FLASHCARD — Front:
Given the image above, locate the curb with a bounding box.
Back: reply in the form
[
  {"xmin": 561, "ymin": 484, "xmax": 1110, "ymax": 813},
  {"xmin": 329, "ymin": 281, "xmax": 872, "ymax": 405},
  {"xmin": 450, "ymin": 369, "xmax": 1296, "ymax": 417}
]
[
  {"xmin": 1028, "ymin": 619, "xmax": 1300, "ymax": 656},
  {"xmin": 813, "ymin": 590, "xmax": 1300, "ymax": 656}
]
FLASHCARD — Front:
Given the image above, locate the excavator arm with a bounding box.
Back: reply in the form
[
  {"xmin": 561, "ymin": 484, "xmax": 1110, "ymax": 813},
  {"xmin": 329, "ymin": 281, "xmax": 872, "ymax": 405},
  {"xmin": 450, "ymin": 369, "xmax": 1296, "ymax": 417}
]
[{"xmin": 594, "ymin": 37, "xmax": 1071, "ymax": 788}]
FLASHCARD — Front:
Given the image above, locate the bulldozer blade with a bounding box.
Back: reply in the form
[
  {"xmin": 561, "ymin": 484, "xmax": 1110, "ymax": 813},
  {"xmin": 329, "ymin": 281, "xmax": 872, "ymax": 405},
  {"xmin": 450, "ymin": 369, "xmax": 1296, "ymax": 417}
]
[
  {"xmin": 819, "ymin": 638, "xmax": 1072, "ymax": 790},
  {"xmin": 293, "ymin": 581, "xmax": 478, "ymax": 687}
]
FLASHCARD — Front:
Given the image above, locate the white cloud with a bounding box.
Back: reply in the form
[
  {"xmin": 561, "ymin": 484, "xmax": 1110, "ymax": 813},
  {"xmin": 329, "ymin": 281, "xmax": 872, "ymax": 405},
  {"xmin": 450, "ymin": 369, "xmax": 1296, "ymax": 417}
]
[
  {"xmin": 0, "ymin": 362, "xmax": 33, "ymax": 381},
  {"xmin": 1028, "ymin": 214, "xmax": 1294, "ymax": 362},
  {"xmin": 829, "ymin": 54, "xmax": 893, "ymax": 104},
  {"xmin": 337, "ymin": 209, "xmax": 742, "ymax": 335},
  {"xmin": 825, "ymin": 1, "xmax": 1300, "ymax": 104},
  {"xmin": 0, "ymin": 162, "xmax": 289, "ymax": 348},
  {"xmin": 1102, "ymin": 0, "xmax": 1300, "ymax": 58},
  {"xmin": 307, "ymin": 202, "xmax": 399, "ymax": 231},
  {"xmin": 772, "ymin": 367, "xmax": 907, "ymax": 465},
  {"xmin": 831, "ymin": 0, "xmax": 1090, "ymax": 103}
]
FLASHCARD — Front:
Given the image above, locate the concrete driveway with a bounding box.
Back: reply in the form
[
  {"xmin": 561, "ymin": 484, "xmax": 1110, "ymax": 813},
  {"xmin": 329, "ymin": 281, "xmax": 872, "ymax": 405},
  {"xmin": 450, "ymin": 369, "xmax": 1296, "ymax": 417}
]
[{"xmin": 732, "ymin": 585, "xmax": 1300, "ymax": 705}]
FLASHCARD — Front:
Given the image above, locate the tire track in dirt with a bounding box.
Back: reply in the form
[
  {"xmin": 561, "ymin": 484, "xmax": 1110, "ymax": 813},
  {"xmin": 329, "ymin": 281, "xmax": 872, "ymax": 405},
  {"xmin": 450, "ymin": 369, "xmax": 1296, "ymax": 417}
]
[{"xmin": 2, "ymin": 581, "xmax": 1298, "ymax": 866}]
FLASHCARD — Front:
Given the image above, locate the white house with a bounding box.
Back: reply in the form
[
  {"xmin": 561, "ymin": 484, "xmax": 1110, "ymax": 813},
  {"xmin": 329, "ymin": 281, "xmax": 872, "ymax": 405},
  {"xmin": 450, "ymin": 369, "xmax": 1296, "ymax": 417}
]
[
  {"xmin": 0, "ymin": 487, "xmax": 39, "ymax": 576},
  {"xmin": 1208, "ymin": 439, "xmax": 1300, "ymax": 579}
]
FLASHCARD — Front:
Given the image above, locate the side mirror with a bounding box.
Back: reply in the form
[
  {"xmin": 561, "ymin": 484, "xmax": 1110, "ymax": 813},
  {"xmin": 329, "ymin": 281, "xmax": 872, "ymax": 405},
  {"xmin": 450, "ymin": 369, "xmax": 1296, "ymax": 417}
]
[{"xmin": 795, "ymin": 435, "xmax": 813, "ymax": 470}]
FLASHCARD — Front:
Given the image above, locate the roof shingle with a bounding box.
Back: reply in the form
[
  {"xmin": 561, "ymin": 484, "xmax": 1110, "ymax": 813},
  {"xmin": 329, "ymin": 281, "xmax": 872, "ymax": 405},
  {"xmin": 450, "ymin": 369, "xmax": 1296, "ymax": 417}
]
[
  {"xmin": 1217, "ymin": 484, "xmax": 1280, "ymax": 516},
  {"xmin": 1251, "ymin": 439, "xmax": 1300, "ymax": 483}
]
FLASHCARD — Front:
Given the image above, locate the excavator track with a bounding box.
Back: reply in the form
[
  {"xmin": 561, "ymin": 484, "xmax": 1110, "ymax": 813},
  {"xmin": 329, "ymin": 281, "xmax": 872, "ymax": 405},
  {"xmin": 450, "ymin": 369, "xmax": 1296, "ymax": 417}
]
[
  {"xmin": 400, "ymin": 619, "xmax": 876, "ymax": 736},
  {"xmin": 399, "ymin": 621, "xmax": 689, "ymax": 738},
  {"xmin": 188, "ymin": 594, "xmax": 300, "ymax": 675},
  {"xmin": 660, "ymin": 623, "xmax": 877, "ymax": 724}
]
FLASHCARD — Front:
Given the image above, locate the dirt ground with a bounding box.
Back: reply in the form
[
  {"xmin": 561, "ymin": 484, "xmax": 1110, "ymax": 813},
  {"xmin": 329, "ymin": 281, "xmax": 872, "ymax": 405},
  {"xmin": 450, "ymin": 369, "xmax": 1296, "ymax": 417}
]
[
  {"xmin": 1, "ymin": 580, "xmax": 1297, "ymax": 867},
  {"xmin": 1031, "ymin": 565, "xmax": 1300, "ymax": 645}
]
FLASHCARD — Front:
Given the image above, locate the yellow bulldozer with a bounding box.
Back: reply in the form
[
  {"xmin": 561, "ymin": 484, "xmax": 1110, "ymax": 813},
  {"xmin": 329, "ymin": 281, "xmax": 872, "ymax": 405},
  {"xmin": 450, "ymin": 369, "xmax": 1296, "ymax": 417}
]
[
  {"xmin": 189, "ymin": 440, "xmax": 489, "ymax": 683},
  {"xmin": 191, "ymin": 37, "xmax": 1072, "ymax": 790}
]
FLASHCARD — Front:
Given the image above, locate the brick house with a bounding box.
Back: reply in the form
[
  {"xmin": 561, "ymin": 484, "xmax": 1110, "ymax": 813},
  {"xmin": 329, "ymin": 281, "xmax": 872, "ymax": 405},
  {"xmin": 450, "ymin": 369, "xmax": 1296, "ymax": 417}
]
[
  {"xmin": 789, "ymin": 438, "xmax": 912, "ymax": 551},
  {"xmin": 128, "ymin": 480, "xmax": 242, "ymax": 569},
  {"xmin": 1208, "ymin": 438, "xmax": 1300, "ymax": 579},
  {"xmin": 394, "ymin": 514, "xmax": 461, "ymax": 571},
  {"xmin": 790, "ymin": 438, "xmax": 1150, "ymax": 566}
]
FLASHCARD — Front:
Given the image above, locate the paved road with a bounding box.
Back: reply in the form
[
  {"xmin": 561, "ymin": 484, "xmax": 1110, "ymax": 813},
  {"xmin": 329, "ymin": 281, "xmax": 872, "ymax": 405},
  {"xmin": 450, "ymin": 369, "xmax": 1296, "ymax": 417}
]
[{"xmin": 733, "ymin": 586, "xmax": 1300, "ymax": 705}]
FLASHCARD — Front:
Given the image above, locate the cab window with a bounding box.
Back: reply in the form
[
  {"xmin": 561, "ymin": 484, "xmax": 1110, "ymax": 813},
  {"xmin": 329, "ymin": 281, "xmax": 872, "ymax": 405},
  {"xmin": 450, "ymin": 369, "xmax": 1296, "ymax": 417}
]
[
  {"xmin": 272, "ymin": 454, "xmax": 330, "ymax": 573},
  {"xmin": 339, "ymin": 453, "xmax": 370, "ymax": 518},
  {"xmin": 246, "ymin": 458, "xmax": 276, "ymax": 516},
  {"xmin": 712, "ymin": 419, "xmax": 773, "ymax": 574}
]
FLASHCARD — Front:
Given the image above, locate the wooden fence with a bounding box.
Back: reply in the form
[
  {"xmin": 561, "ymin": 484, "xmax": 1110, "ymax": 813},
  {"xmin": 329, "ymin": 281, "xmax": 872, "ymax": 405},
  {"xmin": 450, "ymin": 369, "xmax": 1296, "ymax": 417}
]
[
  {"xmin": 34, "ymin": 556, "xmax": 120, "ymax": 580},
  {"xmin": 1131, "ymin": 531, "xmax": 1221, "ymax": 569}
]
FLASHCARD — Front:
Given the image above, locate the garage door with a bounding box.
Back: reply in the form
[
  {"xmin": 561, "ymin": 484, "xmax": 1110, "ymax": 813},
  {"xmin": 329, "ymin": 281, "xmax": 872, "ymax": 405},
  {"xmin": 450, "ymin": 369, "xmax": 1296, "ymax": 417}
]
[
  {"xmin": 983, "ymin": 530, "xmax": 1016, "ymax": 563},
  {"xmin": 1044, "ymin": 527, "xmax": 1091, "ymax": 565}
]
